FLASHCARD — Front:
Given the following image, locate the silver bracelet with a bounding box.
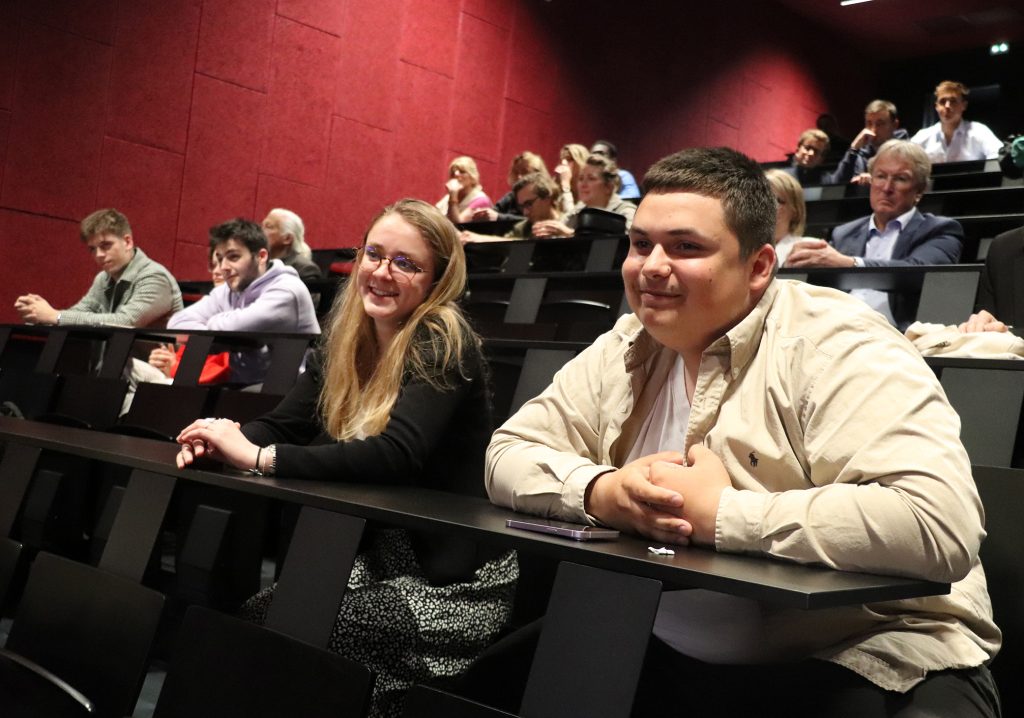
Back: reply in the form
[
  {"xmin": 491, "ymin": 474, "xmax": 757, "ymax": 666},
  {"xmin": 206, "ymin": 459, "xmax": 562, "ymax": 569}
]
[{"xmin": 265, "ymin": 444, "xmax": 278, "ymax": 476}]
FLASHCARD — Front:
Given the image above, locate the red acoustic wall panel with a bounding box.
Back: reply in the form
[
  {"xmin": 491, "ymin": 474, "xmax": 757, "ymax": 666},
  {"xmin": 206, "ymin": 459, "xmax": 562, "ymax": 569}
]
[
  {"xmin": 196, "ymin": 0, "xmax": 275, "ymax": 92},
  {"xmin": 0, "ymin": 109, "xmax": 9, "ymax": 193},
  {"xmin": 177, "ymin": 74, "xmax": 266, "ymax": 245},
  {"xmin": 499, "ymin": 99, "xmax": 555, "ymax": 181},
  {"xmin": 276, "ymin": 0, "xmax": 347, "ymax": 37},
  {"xmin": 172, "ymin": 240, "xmax": 213, "ymax": 281},
  {"xmin": 96, "ymin": 137, "xmax": 185, "ymax": 270},
  {"xmin": 261, "ymin": 18, "xmax": 339, "ymax": 187},
  {"xmin": 18, "ymin": 0, "xmax": 117, "ymax": 45},
  {"xmin": 255, "ymin": 173, "xmax": 325, "ymax": 251},
  {"xmin": 334, "ymin": 0, "xmax": 404, "ymax": 131},
  {"xmin": 106, "ymin": 0, "xmax": 201, "ymax": 154},
  {"xmin": 0, "ymin": 5, "xmax": 17, "ymax": 110},
  {"xmin": 1, "ymin": 23, "xmax": 111, "ymax": 220},
  {"xmin": 450, "ymin": 13, "xmax": 509, "ymax": 164},
  {"xmin": 400, "ymin": 0, "xmax": 460, "ymax": 78},
  {"xmin": 0, "ymin": 209, "xmax": 91, "ymax": 323},
  {"xmin": 390, "ymin": 61, "xmax": 453, "ymax": 203},
  {"xmin": 463, "ymin": 0, "xmax": 517, "ymax": 30},
  {"xmin": 323, "ymin": 116, "xmax": 396, "ymax": 248}
]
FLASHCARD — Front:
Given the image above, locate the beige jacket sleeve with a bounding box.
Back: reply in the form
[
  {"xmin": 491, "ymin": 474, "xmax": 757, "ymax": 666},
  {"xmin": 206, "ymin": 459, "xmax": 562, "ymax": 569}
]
[
  {"xmin": 714, "ymin": 321, "xmax": 984, "ymax": 584},
  {"xmin": 486, "ymin": 326, "xmax": 633, "ymax": 523}
]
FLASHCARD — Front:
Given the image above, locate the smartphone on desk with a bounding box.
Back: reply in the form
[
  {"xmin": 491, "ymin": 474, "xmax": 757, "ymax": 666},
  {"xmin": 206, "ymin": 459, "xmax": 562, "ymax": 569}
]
[{"xmin": 506, "ymin": 518, "xmax": 620, "ymax": 541}]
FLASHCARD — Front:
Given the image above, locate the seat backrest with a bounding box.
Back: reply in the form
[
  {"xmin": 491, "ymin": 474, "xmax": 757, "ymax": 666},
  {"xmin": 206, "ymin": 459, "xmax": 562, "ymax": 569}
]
[
  {"xmin": 519, "ymin": 562, "xmax": 662, "ymax": 718},
  {"xmin": 209, "ymin": 388, "xmax": 284, "ymax": 425},
  {"xmin": 940, "ymin": 367, "xmax": 1024, "ymax": 467},
  {"xmin": 0, "ymin": 370, "xmax": 59, "ymax": 420},
  {"xmin": 5, "ymin": 552, "xmax": 164, "ymax": 718},
  {"xmin": 153, "ymin": 605, "xmax": 373, "ymax": 718},
  {"xmin": 0, "ymin": 537, "xmax": 22, "ymax": 610},
  {"xmin": 974, "ymin": 467, "xmax": 1023, "ymax": 714},
  {"xmin": 116, "ymin": 382, "xmax": 211, "ymax": 441},
  {"xmin": 403, "ymin": 684, "xmax": 516, "ymax": 717},
  {"xmin": 42, "ymin": 375, "xmax": 128, "ymax": 430}
]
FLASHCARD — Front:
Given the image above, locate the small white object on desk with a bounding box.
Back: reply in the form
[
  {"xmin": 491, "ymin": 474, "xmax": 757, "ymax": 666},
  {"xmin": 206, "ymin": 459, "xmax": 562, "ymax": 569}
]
[{"xmin": 647, "ymin": 546, "xmax": 675, "ymax": 556}]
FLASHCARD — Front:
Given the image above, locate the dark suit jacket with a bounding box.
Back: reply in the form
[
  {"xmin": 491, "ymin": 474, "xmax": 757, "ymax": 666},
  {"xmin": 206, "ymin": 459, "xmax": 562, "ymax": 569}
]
[
  {"xmin": 976, "ymin": 226, "xmax": 1024, "ymax": 327},
  {"xmin": 830, "ymin": 211, "xmax": 965, "ymax": 328}
]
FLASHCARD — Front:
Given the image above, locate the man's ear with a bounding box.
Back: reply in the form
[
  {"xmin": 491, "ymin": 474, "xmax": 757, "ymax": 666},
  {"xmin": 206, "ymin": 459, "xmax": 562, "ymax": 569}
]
[
  {"xmin": 257, "ymin": 247, "xmax": 270, "ymax": 266},
  {"xmin": 748, "ymin": 243, "xmax": 777, "ymax": 291},
  {"xmin": 122, "ymin": 234, "xmax": 135, "ymax": 250},
  {"xmin": 281, "ymin": 233, "xmax": 295, "ymax": 247}
]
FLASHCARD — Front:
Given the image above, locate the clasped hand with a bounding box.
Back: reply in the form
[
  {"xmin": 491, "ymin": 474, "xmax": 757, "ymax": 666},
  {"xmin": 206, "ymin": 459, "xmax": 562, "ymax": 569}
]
[
  {"xmin": 585, "ymin": 445, "xmax": 731, "ymax": 546},
  {"xmin": 14, "ymin": 294, "xmax": 58, "ymax": 324},
  {"xmin": 176, "ymin": 417, "xmax": 258, "ymax": 472}
]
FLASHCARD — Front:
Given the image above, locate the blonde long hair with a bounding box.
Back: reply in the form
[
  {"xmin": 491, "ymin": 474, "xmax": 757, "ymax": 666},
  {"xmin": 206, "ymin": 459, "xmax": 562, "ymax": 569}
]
[{"xmin": 318, "ymin": 199, "xmax": 474, "ymax": 439}]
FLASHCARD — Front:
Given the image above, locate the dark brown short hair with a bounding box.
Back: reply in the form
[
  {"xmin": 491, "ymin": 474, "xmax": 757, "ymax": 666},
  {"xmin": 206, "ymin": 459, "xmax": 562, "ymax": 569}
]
[{"xmin": 643, "ymin": 147, "xmax": 775, "ymax": 259}]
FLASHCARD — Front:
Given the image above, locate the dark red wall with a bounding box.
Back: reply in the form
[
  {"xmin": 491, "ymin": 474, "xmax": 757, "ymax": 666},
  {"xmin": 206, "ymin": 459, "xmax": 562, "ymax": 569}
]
[{"xmin": 0, "ymin": 0, "xmax": 873, "ymax": 323}]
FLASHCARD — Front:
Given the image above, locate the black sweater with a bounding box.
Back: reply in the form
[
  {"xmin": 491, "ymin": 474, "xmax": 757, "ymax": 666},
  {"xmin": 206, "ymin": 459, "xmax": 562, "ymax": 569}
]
[{"xmin": 241, "ymin": 337, "xmax": 497, "ymax": 583}]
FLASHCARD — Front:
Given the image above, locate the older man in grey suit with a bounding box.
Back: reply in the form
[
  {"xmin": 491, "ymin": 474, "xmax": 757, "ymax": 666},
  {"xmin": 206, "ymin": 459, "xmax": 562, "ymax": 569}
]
[{"xmin": 785, "ymin": 140, "xmax": 963, "ymax": 328}]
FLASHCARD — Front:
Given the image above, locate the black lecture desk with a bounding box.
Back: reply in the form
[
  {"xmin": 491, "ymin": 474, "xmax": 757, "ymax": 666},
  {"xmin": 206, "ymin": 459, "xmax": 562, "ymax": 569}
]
[{"xmin": 0, "ymin": 416, "xmax": 948, "ymax": 611}]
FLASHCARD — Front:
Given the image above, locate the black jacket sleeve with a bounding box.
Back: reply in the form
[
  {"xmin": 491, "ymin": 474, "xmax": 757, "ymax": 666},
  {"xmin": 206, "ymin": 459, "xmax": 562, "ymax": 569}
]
[{"xmin": 241, "ymin": 348, "xmax": 481, "ymax": 485}]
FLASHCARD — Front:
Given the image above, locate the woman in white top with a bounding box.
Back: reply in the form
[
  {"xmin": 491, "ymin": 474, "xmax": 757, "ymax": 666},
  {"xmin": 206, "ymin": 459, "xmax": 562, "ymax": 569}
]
[
  {"xmin": 436, "ymin": 156, "xmax": 493, "ymax": 224},
  {"xmin": 554, "ymin": 143, "xmax": 589, "ymax": 215},
  {"xmin": 766, "ymin": 169, "xmax": 810, "ymax": 267}
]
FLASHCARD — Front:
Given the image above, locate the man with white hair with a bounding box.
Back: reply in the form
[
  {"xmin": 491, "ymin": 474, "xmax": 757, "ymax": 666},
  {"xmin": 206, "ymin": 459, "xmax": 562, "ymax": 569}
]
[
  {"xmin": 261, "ymin": 208, "xmax": 322, "ymax": 282},
  {"xmin": 785, "ymin": 139, "xmax": 963, "ymax": 328}
]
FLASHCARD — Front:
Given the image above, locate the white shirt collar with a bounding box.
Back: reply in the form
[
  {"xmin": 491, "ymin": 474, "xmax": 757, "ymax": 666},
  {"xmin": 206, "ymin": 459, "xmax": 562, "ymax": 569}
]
[{"xmin": 870, "ymin": 206, "xmax": 919, "ymax": 235}]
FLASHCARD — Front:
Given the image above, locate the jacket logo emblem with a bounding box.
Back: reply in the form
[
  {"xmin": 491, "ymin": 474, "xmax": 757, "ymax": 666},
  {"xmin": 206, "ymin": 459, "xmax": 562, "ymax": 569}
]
[{"xmin": 748, "ymin": 451, "xmax": 759, "ymax": 468}]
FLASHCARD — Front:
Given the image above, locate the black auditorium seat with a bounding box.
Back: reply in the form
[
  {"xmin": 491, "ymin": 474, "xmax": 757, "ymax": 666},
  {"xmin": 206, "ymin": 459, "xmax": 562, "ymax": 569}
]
[
  {"xmin": 36, "ymin": 375, "xmax": 127, "ymax": 431},
  {"xmin": 154, "ymin": 507, "xmax": 373, "ymax": 717},
  {"xmin": 152, "ymin": 605, "xmax": 373, "ymax": 718},
  {"xmin": 403, "ymin": 684, "xmax": 516, "ymax": 717},
  {"xmin": 0, "ymin": 537, "xmax": 22, "ymax": 611},
  {"xmin": 115, "ymin": 382, "xmax": 212, "ymax": 441},
  {"xmin": 973, "ymin": 467, "xmax": 1023, "ymax": 715},
  {"xmin": 0, "ymin": 552, "xmax": 164, "ymax": 718}
]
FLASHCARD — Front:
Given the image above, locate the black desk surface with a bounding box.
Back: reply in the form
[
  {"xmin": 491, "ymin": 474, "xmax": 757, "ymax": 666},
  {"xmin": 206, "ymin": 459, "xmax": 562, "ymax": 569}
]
[{"xmin": 0, "ymin": 417, "xmax": 949, "ymax": 610}]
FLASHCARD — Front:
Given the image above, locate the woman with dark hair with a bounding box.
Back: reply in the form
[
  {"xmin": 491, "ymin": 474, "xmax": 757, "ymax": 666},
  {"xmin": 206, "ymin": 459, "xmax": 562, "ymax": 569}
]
[
  {"xmin": 175, "ymin": 199, "xmax": 517, "ymax": 717},
  {"xmin": 534, "ymin": 153, "xmax": 636, "ymax": 238}
]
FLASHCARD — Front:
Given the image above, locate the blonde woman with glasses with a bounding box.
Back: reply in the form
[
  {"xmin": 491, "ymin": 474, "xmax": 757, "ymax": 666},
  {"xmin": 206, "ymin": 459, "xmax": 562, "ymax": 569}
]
[{"xmin": 175, "ymin": 199, "xmax": 517, "ymax": 717}]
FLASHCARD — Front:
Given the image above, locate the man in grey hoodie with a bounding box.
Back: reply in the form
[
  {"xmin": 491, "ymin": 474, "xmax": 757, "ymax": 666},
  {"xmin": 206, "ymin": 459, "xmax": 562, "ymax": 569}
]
[{"xmin": 167, "ymin": 218, "xmax": 319, "ymax": 384}]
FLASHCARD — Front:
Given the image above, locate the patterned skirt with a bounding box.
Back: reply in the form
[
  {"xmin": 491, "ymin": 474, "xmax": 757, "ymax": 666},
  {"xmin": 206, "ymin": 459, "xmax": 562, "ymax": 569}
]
[{"xmin": 240, "ymin": 529, "xmax": 519, "ymax": 718}]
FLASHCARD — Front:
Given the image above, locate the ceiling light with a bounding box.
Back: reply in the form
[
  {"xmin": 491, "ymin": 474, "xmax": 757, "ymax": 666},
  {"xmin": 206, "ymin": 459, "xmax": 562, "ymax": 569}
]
[{"xmin": 840, "ymin": 0, "xmax": 873, "ymax": 6}]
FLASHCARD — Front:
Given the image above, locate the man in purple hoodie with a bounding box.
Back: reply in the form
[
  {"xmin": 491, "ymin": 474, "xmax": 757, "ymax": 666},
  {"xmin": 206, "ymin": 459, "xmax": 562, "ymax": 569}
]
[{"xmin": 167, "ymin": 218, "xmax": 320, "ymax": 384}]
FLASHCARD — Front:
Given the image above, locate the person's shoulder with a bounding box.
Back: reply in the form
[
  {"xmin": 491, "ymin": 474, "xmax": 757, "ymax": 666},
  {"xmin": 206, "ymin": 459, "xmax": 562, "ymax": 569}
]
[
  {"xmin": 766, "ymin": 280, "xmax": 912, "ymax": 361},
  {"xmin": 965, "ymin": 119, "xmax": 996, "ymax": 133},
  {"xmin": 832, "ymin": 215, "xmax": 870, "ymax": 237},
  {"xmin": 262, "ymin": 261, "xmax": 309, "ymax": 290},
  {"xmin": 992, "ymin": 225, "xmax": 1024, "ymax": 250},
  {"xmin": 909, "ymin": 124, "xmax": 936, "ymax": 143},
  {"xmin": 914, "ymin": 212, "xmax": 963, "ymax": 234}
]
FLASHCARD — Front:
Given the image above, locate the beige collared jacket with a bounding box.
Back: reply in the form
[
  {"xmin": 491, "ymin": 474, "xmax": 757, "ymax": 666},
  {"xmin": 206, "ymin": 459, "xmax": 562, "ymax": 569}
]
[{"xmin": 487, "ymin": 279, "xmax": 999, "ymax": 691}]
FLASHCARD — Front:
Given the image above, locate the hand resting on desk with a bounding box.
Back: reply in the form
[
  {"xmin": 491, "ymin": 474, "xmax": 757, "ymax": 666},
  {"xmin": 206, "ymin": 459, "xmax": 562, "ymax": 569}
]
[
  {"xmin": 176, "ymin": 418, "xmax": 255, "ymax": 471},
  {"xmin": 584, "ymin": 450, "xmax": 693, "ymax": 546}
]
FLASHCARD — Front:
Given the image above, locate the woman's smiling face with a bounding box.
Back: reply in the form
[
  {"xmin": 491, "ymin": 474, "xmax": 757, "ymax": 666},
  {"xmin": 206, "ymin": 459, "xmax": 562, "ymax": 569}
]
[{"xmin": 357, "ymin": 214, "xmax": 436, "ymax": 338}]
